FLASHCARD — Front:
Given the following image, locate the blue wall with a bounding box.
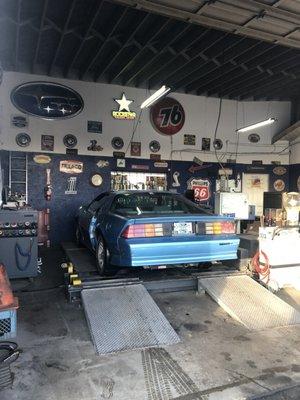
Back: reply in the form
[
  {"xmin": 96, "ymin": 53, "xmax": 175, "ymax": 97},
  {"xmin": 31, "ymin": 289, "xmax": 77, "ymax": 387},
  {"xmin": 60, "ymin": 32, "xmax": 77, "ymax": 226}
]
[
  {"xmin": 289, "ymin": 164, "xmax": 300, "ymax": 192},
  {"xmin": 0, "ymin": 150, "xmax": 290, "ymax": 245}
]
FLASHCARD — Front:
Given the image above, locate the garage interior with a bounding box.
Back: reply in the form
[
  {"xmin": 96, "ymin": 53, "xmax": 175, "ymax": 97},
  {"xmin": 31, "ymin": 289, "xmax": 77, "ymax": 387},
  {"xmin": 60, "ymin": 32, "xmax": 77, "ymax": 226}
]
[{"xmin": 1, "ymin": 0, "xmax": 300, "ymax": 399}]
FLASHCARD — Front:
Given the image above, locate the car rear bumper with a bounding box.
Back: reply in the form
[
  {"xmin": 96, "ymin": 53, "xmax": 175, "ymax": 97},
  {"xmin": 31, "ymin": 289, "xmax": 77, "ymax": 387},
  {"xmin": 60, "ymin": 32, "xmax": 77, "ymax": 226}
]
[{"xmin": 111, "ymin": 235, "xmax": 240, "ymax": 267}]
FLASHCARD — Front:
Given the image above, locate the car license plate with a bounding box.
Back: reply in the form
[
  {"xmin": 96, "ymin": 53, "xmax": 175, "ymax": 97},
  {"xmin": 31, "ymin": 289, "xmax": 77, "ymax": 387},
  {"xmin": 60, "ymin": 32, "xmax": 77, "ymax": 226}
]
[{"xmin": 173, "ymin": 222, "xmax": 193, "ymax": 236}]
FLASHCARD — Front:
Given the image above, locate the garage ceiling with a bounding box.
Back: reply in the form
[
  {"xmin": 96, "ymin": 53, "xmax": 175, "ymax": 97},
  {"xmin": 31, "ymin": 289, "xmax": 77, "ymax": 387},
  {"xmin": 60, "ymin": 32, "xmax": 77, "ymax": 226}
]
[{"xmin": 1, "ymin": 0, "xmax": 300, "ymax": 100}]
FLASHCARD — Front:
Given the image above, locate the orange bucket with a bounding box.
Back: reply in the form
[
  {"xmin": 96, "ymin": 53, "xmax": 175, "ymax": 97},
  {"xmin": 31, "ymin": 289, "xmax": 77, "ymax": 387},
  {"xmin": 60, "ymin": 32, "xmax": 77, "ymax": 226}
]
[{"xmin": 0, "ymin": 264, "xmax": 16, "ymax": 309}]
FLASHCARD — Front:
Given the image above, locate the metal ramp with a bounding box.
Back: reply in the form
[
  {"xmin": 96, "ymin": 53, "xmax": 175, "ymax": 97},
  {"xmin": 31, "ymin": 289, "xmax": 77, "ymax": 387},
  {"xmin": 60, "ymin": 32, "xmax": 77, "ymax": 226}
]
[
  {"xmin": 199, "ymin": 275, "xmax": 300, "ymax": 330},
  {"xmin": 81, "ymin": 283, "xmax": 180, "ymax": 355}
]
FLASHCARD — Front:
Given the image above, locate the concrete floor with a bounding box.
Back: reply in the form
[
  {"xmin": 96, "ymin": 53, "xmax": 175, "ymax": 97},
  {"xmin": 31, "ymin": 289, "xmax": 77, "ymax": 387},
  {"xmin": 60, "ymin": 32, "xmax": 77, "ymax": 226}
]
[{"xmin": 2, "ymin": 284, "xmax": 300, "ymax": 400}]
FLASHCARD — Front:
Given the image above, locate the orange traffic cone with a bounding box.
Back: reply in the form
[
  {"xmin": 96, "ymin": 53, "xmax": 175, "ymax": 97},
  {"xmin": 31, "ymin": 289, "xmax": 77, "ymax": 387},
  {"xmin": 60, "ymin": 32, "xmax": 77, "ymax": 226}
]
[{"xmin": 0, "ymin": 264, "xmax": 15, "ymax": 309}]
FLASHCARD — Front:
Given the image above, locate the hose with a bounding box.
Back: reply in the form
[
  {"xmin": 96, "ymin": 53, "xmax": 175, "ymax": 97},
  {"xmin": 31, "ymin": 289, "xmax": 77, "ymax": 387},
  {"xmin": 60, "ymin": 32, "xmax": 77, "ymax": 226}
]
[
  {"xmin": 252, "ymin": 250, "xmax": 270, "ymax": 284},
  {"xmin": 15, "ymin": 239, "xmax": 33, "ymax": 271}
]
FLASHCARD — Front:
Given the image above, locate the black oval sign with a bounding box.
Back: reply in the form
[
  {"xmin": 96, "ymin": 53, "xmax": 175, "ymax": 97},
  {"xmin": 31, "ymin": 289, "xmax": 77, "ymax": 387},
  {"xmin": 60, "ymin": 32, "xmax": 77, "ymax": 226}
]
[{"xmin": 11, "ymin": 81, "xmax": 84, "ymax": 119}]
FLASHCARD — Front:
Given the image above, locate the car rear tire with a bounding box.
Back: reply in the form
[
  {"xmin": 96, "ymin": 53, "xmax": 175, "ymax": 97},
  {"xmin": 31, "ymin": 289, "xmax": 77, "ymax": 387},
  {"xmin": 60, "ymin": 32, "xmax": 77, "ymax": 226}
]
[{"xmin": 96, "ymin": 235, "xmax": 118, "ymax": 276}]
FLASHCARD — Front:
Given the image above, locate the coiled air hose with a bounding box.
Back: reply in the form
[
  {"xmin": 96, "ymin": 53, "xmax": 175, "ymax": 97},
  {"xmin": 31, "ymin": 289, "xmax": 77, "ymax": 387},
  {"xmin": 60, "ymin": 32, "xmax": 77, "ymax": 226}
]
[{"xmin": 252, "ymin": 250, "xmax": 270, "ymax": 284}]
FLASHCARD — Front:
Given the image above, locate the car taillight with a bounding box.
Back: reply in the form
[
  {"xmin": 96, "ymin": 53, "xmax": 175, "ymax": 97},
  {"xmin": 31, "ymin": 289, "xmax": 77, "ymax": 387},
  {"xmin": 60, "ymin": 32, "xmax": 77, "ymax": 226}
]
[
  {"xmin": 199, "ymin": 221, "xmax": 236, "ymax": 235},
  {"xmin": 122, "ymin": 224, "xmax": 165, "ymax": 238}
]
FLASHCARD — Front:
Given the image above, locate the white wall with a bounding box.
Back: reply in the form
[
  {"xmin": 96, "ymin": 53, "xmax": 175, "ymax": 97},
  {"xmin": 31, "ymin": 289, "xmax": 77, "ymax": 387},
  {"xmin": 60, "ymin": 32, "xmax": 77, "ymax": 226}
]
[{"xmin": 0, "ymin": 71, "xmax": 291, "ymax": 164}]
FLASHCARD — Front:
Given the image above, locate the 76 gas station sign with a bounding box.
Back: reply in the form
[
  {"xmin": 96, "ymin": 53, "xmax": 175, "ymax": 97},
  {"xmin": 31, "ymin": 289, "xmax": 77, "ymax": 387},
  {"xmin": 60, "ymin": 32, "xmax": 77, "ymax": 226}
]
[{"xmin": 150, "ymin": 97, "xmax": 185, "ymax": 135}]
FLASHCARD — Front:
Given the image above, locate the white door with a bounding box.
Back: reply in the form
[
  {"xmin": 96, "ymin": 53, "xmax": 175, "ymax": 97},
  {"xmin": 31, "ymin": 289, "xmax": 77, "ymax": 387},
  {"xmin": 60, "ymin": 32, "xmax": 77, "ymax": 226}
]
[{"xmin": 242, "ymin": 173, "xmax": 269, "ymax": 216}]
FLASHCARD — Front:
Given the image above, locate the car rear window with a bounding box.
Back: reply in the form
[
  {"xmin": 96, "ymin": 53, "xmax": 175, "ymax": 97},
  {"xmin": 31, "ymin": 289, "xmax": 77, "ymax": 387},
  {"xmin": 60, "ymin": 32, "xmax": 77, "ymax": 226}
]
[{"xmin": 110, "ymin": 193, "xmax": 209, "ymax": 215}]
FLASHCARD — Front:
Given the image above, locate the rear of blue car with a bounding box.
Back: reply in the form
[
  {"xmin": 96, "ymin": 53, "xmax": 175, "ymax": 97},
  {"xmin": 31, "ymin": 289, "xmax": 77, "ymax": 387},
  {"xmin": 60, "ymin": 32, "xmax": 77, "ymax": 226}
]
[{"xmin": 111, "ymin": 212, "xmax": 239, "ymax": 268}]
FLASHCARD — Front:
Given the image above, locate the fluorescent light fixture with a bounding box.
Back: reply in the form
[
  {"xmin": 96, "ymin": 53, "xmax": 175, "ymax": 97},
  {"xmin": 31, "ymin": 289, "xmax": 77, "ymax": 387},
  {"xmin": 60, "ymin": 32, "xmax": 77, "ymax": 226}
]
[
  {"xmin": 140, "ymin": 85, "xmax": 171, "ymax": 109},
  {"xmin": 236, "ymin": 117, "xmax": 276, "ymax": 133}
]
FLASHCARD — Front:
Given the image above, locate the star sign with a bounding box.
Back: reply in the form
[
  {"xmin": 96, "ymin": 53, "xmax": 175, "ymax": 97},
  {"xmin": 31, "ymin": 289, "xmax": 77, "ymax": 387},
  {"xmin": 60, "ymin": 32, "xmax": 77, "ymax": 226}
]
[
  {"xmin": 44, "ymin": 106, "xmax": 53, "ymax": 113},
  {"xmin": 115, "ymin": 93, "xmax": 133, "ymax": 112}
]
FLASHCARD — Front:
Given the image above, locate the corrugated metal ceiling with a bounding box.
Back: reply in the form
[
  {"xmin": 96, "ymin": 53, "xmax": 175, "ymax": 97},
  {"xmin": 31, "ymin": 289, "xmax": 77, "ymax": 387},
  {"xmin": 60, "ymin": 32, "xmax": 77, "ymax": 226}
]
[{"xmin": 1, "ymin": 0, "xmax": 300, "ymax": 100}]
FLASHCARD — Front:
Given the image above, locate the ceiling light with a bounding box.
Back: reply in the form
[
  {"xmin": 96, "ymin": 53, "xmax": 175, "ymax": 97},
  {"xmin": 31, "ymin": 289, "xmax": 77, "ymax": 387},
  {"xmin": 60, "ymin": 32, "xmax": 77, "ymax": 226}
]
[
  {"xmin": 236, "ymin": 117, "xmax": 276, "ymax": 133},
  {"xmin": 140, "ymin": 85, "xmax": 171, "ymax": 109}
]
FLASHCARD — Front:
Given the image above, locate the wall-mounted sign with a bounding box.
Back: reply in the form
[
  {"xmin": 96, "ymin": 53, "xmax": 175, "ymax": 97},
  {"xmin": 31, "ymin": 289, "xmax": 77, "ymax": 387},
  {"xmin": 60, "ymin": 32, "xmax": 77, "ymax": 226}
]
[
  {"xmin": 87, "ymin": 120, "xmax": 102, "ymax": 133},
  {"xmin": 188, "ymin": 178, "xmax": 211, "ymax": 202},
  {"xmin": 213, "ymin": 139, "xmax": 223, "ymax": 150},
  {"xmin": 66, "ymin": 148, "xmax": 78, "ymax": 155},
  {"xmin": 117, "ymin": 159, "xmax": 126, "ymax": 168},
  {"xmin": 60, "ymin": 160, "xmax": 83, "ymax": 174},
  {"xmin": 11, "ymin": 114, "xmax": 28, "ymax": 128},
  {"xmin": 201, "ymin": 138, "xmax": 211, "ymax": 151},
  {"xmin": 11, "ymin": 82, "xmax": 83, "ymax": 119},
  {"xmin": 150, "ymin": 97, "xmax": 185, "ymax": 135},
  {"xmin": 149, "ymin": 140, "xmax": 161, "ymax": 153},
  {"xmin": 131, "ymin": 141, "xmax": 141, "ymax": 157},
  {"xmin": 16, "ymin": 132, "xmax": 31, "ymax": 147},
  {"xmin": 33, "ymin": 154, "xmax": 51, "ymax": 164},
  {"xmin": 97, "ymin": 160, "xmax": 109, "ymax": 168},
  {"xmin": 132, "ymin": 164, "xmax": 149, "ymax": 170},
  {"xmin": 41, "ymin": 134, "xmax": 54, "ymax": 151},
  {"xmin": 63, "ymin": 134, "xmax": 77, "ymax": 149},
  {"xmin": 87, "ymin": 140, "xmax": 103, "ymax": 151},
  {"xmin": 111, "ymin": 137, "xmax": 124, "ymax": 150},
  {"xmin": 273, "ymin": 166, "xmax": 287, "ymax": 176},
  {"xmin": 112, "ymin": 93, "xmax": 136, "ymax": 120},
  {"xmin": 150, "ymin": 154, "xmax": 161, "ymax": 161},
  {"xmin": 274, "ymin": 179, "xmax": 285, "ymax": 192},
  {"xmin": 154, "ymin": 161, "xmax": 168, "ymax": 168},
  {"xmin": 184, "ymin": 134, "xmax": 196, "ymax": 146},
  {"xmin": 65, "ymin": 177, "xmax": 77, "ymax": 194},
  {"xmin": 248, "ymin": 133, "xmax": 260, "ymax": 143},
  {"xmin": 90, "ymin": 174, "xmax": 103, "ymax": 187},
  {"xmin": 188, "ymin": 164, "xmax": 213, "ymax": 173},
  {"xmin": 113, "ymin": 151, "xmax": 125, "ymax": 158},
  {"xmin": 172, "ymin": 171, "xmax": 180, "ymax": 187}
]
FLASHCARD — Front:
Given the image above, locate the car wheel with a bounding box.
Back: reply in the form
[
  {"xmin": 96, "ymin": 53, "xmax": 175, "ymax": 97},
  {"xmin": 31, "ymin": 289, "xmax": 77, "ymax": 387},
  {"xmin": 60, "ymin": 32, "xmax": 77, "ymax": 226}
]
[
  {"xmin": 96, "ymin": 236, "xmax": 118, "ymax": 277},
  {"xmin": 96, "ymin": 236, "xmax": 106, "ymax": 275}
]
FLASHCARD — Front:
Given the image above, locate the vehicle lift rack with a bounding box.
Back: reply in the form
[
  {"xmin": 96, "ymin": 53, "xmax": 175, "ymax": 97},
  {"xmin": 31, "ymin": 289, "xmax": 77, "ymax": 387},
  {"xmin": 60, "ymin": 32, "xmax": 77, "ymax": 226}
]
[{"xmin": 61, "ymin": 242, "xmax": 242, "ymax": 302}]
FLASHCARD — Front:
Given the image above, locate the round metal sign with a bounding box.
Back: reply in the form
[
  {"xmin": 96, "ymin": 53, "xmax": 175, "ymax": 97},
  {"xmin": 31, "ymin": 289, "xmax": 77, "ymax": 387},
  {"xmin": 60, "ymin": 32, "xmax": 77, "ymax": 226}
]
[
  {"xmin": 149, "ymin": 140, "xmax": 161, "ymax": 153},
  {"xmin": 150, "ymin": 97, "xmax": 185, "ymax": 135},
  {"xmin": 111, "ymin": 137, "xmax": 124, "ymax": 150},
  {"xmin": 16, "ymin": 132, "xmax": 31, "ymax": 147},
  {"xmin": 248, "ymin": 133, "xmax": 260, "ymax": 143},
  {"xmin": 11, "ymin": 81, "xmax": 84, "ymax": 119},
  {"xmin": 63, "ymin": 134, "xmax": 77, "ymax": 148},
  {"xmin": 213, "ymin": 139, "xmax": 223, "ymax": 150}
]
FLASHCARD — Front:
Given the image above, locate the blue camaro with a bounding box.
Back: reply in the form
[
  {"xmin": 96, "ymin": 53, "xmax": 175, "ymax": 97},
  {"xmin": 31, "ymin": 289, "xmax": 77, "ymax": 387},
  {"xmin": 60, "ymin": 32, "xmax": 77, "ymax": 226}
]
[{"xmin": 76, "ymin": 191, "xmax": 239, "ymax": 275}]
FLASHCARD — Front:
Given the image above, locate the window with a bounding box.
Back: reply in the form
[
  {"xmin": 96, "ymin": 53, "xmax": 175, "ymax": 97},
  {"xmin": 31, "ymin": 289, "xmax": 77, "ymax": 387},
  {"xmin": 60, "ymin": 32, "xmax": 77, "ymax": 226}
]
[
  {"xmin": 110, "ymin": 193, "xmax": 209, "ymax": 216},
  {"xmin": 88, "ymin": 193, "xmax": 109, "ymax": 213}
]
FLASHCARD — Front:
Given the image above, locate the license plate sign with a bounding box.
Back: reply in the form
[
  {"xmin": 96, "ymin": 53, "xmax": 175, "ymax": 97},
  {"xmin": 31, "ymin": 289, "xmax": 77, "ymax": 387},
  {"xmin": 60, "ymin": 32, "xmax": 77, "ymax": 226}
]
[{"xmin": 173, "ymin": 222, "xmax": 193, "ymax": 236}]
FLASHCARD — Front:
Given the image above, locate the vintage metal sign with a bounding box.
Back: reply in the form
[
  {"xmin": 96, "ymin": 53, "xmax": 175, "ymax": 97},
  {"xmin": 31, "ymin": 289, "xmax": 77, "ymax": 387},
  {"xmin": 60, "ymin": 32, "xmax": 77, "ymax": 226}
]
[
  {"xmin": 154, "ymin": 161, "xmax": 168, "ymax": 168},
  {"xmin": 131, "ymin": 142, "xmax": 141, "ymax": 157},
  {"xmin": 273, "ymin": 179, "xmax": 285, "ymax": 192},
  {"xmin": 11, "ymin": 114, "xmax": 28, "ymax": 128},
  {"xmin": 273, "ymin": 166, "xmax": 287, "ymax": 176},
  {"xmin": 188, "ymin": 178, "xmax": 211, "ymax": 202},
  {"xmin": 112, "ymin": 93, "xmax": 136, "ymax": 120},
  {"xmin": 150, "ymin": 97, "xmax": 185, "ymax": 135},
  {"xmin": 41, "ymin": 134, "xmax": 54, "ymax": 151},
  {"xmin": 184, "ymin": 134, "xmax": 196, "ymax": 145},
  {"xmin": 33, "ymin": 154, "xmax": 51, "ymax": 164},
  {"xmin": 11, "ymin": 82, "xmax": 83, "ymax": 119},
  {"xmin": 87, "ymin": 120, "xmax": 102, "ymax": 133},
  {"xmin": 59, "ymin": 160, "xmax": 83, "ymax": 174}
]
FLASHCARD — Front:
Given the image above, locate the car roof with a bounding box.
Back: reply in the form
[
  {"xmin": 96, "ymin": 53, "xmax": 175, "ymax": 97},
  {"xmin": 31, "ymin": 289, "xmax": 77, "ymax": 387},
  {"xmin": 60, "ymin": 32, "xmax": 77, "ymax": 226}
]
[{"xmin": 110, "ymin": 190, "xmax": 180, "ymax": 195}]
